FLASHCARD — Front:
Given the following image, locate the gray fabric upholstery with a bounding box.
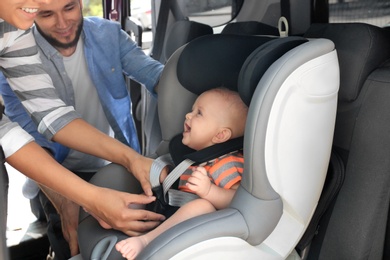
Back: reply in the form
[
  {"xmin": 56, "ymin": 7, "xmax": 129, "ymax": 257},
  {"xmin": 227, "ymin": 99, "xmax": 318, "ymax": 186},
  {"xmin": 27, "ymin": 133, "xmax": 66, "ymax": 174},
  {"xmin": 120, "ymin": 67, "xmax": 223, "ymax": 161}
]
[
  {"xmin": 304, "ymin": 23, "xmax": 390, "ymax": 103},
  {"xmin": 303, "ymin": 23, "xmax": 390, "ymax": 260},
  {"xmin": 161, "ymin": 20, "xmax": 213, "ymax": 63},
  {"xmin": 0, "ymin": 150, "xmax": 9, "ymax": 260},
  {"xmin": 221, "ymin": 21, "xmax": 279, "ymax": 36},
  {"xmin": 78, "ymin": 164, "xmax": 142, "ymax": 260},
  {"xmin": 142, "ymin": 20, "xmax": 213, "ymax": 157}
]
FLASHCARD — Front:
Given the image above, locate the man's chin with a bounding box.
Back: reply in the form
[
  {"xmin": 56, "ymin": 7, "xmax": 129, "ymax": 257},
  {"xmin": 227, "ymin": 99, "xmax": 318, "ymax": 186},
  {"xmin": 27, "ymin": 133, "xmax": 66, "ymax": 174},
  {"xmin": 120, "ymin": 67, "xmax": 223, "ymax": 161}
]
[{"xmin": 52, "ymin": 38, "xmax": 78, "ymax": 49}]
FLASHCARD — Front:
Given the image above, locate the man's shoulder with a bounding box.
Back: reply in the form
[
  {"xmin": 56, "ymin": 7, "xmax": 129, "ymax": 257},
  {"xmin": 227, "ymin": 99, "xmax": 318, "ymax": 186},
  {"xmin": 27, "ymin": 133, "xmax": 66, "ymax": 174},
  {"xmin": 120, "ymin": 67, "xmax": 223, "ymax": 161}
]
[
  {"xmin": 83, "ymin": 17, "xmax": 122, "ymax": 41},
  {"xmin": 83, "ymin": 16, "xmax": 120, "ymax": 30}
]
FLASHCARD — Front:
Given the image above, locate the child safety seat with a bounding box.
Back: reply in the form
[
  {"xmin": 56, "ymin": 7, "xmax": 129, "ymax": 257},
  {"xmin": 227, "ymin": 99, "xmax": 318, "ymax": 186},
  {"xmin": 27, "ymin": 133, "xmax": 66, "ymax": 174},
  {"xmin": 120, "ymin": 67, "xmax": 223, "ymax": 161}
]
[{"xmin": 77, "ymin": 33, "xmax": 339, "ymax": 259}]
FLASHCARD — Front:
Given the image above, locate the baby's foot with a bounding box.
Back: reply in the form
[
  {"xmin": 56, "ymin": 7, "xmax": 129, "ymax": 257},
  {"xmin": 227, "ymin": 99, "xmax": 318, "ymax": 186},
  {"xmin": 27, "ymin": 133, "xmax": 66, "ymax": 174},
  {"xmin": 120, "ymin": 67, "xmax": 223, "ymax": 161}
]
[{"xmin": 116, "ymin": 236, "xmax": 149, "ymax": 260}]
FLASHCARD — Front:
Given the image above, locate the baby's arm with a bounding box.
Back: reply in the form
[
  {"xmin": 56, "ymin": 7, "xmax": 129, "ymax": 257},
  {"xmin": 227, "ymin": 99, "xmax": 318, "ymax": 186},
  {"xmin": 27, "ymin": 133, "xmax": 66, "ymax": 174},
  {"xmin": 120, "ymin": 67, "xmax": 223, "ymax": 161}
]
[{"xmin": 186, "ymin": 167, "xmax": 239, "ymax": 210}]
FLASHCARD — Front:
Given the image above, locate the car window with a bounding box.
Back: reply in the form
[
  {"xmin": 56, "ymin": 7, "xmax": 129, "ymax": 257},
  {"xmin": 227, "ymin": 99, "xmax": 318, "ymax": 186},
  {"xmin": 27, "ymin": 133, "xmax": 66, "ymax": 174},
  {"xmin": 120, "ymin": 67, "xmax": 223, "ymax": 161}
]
[
  {"xmin": 177, "ymin": 0, "xmax": 243, "ymax": 27},
  {"xmin": 83, "ymin": 0, "xmax": 103, "ymax": 17},
  {"xmin": 329, "ymin": 0, "xmax": 390, "ymax": 27},
  {"xmin": 131, "ymin": 0, "xmax": 152, "ymax": 30}
]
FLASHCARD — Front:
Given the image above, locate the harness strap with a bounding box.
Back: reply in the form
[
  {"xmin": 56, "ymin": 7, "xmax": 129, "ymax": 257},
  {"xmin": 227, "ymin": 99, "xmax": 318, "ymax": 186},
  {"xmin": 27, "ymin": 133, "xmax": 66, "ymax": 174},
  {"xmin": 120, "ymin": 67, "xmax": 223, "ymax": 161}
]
[
  {"xmin": 162, "ymin": 158, "xmax": 194, "ymax": 199},
  {"xmin": 168, "ymin": 189, "xmax": 199, "ymax": 207},
  {"xmin": 149, "ymin": 153, "xmax": 173, "ymax": 188},
  {"xmin": 150, "ymin": 155, "xmax": 198, "ymax": 207},
  {"xmin": 149, "ymin": 134, "xmax": 244, "ymax": 208}
]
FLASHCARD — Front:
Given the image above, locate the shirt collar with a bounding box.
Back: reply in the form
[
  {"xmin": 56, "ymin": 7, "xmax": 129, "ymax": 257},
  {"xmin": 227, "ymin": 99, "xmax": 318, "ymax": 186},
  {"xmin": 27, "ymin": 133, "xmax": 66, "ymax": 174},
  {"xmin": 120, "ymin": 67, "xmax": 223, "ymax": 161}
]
[{"xmin": 32, "ymin": 24, "xmax": 86, "ymax": 60}]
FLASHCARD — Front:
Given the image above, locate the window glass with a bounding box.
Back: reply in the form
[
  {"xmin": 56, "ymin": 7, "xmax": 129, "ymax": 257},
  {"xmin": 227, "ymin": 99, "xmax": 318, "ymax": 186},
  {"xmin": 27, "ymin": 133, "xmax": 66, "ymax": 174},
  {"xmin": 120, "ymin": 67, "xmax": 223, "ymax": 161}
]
[
  {"xmin": 83, "ymin": 0, "xmax": 104, "ymax": 17},
  {"xmin": 177, "ymin": 0, "xmax": 241, "ymax": 27},
  {"xmin": 329, "ymin": 0, "xmax": 390, "ymax": 27},
  {"xmin": 131, "ymin": 0, "xmax": 153, "ymax": 30}
]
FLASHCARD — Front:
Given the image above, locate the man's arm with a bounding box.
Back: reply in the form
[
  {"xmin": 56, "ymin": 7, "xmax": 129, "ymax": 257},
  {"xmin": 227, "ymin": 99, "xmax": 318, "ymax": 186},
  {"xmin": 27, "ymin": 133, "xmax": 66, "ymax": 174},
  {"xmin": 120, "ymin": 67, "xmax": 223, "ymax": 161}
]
[
  {"xmin": 53, "ymin": 118, "xmax": 155, "ymax": 196},
  {"xmin": 3, "ymin": 28, "xmax": 153, "ymax": 193},
  {"xmin": 6, "ymin": 141, "xmax": 165, "ymax": 235},
  {"xmin": 0, "ymin": 73, "xmax": 56, "ymax": 154},
  {"xmin": 2, "ymin": 28, "xmax": 164, "ymax": 238},
  {"xmin": 119, "ymin": 28, "xmax": 164, "ymax": 94}
]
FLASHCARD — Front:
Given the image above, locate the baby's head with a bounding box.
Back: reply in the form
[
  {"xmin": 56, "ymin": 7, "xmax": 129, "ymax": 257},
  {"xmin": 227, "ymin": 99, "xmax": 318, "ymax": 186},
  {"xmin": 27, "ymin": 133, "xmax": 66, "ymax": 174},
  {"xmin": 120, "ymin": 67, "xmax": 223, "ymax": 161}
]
[{"xmin": 182, "ymin": 87, "xmax": 248, "ymax": 151}]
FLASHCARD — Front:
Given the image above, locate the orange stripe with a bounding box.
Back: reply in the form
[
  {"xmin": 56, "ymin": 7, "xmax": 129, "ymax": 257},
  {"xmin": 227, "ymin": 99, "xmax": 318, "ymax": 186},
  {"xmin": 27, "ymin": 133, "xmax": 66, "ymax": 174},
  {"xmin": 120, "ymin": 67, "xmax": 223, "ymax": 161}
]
[
  {"xmin": 178, "ymin": 185, "xmax": 193, "ymax": 193},
  {"xmin": 224, "ymin": 176, "xmax": 242, "ymax": 189},
  {"xmin": 180, "ymin": 174, "xmax": 191, "ymax": 181}
]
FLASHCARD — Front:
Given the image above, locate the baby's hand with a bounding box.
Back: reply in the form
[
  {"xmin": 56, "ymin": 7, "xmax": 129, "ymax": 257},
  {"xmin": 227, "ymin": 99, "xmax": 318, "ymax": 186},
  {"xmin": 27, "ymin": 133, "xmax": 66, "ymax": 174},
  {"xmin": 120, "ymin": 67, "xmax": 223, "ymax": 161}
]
[
  {"xmin": 159, "ymin": 166, "xmax": 169, "ymax": 183},
  {"xmin": 186, "ymin": 167, "xmax": 211, "ymax": 198}
]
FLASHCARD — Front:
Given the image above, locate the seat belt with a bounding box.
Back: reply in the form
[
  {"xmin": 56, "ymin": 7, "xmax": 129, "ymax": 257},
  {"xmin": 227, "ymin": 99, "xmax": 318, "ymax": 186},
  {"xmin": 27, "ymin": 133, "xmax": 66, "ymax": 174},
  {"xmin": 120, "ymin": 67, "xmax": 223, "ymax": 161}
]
[
  {"xmin": 280, "ymin": 0, "xmax": 291, "ymax": 27},
  {"xmin": 296, "ymin": 149, "xmax": 345, "ymax": 256},
  {"xmin": 149, "ymin": 135, "xmax": 244, "ymax": 208},
  {"xmin": 150, "ymin": 154, "xmax": 199, "ymax": 207},
  {"xmin": 150, "ymin": 0, "xmax": 170, "ymax": 61}
]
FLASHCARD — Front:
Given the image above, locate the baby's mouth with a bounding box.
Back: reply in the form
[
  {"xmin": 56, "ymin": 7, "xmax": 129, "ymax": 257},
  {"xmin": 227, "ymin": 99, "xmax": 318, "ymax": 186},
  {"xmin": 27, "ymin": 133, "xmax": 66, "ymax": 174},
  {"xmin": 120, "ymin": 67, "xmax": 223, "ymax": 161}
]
[{"xmin": 184, "ymin": 123, "xmax": 191, "ymax": 132}]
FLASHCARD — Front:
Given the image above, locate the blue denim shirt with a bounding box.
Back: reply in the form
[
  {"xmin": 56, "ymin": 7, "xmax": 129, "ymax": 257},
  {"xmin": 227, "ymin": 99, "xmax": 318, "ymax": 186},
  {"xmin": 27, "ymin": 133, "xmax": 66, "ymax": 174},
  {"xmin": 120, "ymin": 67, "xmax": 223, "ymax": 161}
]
[{"xmin": 0, "ymin": 17, "xmax": 163, "ymax": 162}]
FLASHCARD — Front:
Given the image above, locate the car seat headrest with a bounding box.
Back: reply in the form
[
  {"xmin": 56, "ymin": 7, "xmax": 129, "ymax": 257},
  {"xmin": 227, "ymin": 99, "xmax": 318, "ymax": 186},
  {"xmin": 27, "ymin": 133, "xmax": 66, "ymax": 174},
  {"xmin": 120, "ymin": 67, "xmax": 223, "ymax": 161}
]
[
  {"xmin": 221, "ymin": 21, "xmax": 279, "ymax": 36},
  {"xmin": 238, "ymin": 36, "xmax": 308, "ymax": 106},
  {"xmin": 176, "ymin": 34, "xmax": 274, "ymax": 95},
  {"xmin": 304, "ymin": 23, "xmax": 390, "ymax": 102},
  {"xmin": 163, "ymin": 20, "xmax": 213, "ymax": 62}
]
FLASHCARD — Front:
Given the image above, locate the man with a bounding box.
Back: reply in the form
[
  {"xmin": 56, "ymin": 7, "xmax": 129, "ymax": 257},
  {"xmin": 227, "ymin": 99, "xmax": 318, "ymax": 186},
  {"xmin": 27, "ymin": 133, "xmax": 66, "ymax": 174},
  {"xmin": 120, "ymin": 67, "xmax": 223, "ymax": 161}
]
[{"xmin": 0, "ymin": 0, "xmax": 164, "ymax": 258}]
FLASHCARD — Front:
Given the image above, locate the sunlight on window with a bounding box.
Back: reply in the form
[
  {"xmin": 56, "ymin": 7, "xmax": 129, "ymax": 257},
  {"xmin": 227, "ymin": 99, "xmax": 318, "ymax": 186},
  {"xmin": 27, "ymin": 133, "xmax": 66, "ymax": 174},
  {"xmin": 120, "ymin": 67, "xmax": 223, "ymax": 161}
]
[{"xmin": 83, "ymin": 0, "xmax": 104, "ymax": 17}]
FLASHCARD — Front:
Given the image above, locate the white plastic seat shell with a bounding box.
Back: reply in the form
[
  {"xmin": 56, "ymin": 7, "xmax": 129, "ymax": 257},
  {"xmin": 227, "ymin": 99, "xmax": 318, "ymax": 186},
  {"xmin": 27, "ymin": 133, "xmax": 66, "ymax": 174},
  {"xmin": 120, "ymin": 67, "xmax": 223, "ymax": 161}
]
[{"xmin": 137, "ymin": 38, "xmax": 339, "ymax": 259}]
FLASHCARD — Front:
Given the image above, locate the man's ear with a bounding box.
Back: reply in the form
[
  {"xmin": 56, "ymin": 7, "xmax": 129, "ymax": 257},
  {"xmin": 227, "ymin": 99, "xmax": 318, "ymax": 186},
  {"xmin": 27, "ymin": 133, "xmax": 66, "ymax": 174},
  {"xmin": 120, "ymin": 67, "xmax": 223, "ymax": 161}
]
[{"xmin": 212, "ymin": 128, "xmax": 232, "ymax": 144}]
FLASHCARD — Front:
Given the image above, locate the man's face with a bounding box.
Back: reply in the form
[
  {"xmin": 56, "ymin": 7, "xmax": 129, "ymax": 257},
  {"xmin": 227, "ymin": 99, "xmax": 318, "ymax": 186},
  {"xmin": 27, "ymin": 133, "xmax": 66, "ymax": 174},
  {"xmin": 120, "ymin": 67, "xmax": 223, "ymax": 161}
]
[{"xmin": 34, "ymin": 0, "xmax": 83, "ymax": 50}]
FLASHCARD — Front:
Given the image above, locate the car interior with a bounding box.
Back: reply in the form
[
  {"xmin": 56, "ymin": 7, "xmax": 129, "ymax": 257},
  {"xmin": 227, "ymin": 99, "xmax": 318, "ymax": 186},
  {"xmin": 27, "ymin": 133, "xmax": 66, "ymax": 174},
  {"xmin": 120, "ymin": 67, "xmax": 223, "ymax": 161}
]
[
  {"xmin": 3, "ymin": 0, "xmax": 390, "ymax": 259},
  {"xmin": 77, "ymin": 31, "xmax": 339, "ymax": 259}
]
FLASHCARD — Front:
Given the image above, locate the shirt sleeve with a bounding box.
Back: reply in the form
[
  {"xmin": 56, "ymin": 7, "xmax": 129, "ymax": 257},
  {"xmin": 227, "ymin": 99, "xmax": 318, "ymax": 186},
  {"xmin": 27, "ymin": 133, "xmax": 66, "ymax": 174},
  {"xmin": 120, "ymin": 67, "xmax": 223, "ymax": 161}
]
[
  {"xmin": 0, "ymin": 28, "xmax": 80, "ymax": 140},
  {"xmin": 0, "ymin": 115, "xmax": 34, "ymax": 158},
  {"xmin": 0, "ymin": 73, "xmax": 56, "ymax": 154},
  {"xmin": 119, "ymin": 28, "xmax": 164, "ymax": 96},
  {"xmin": 209, "ymin": 154, "xmax": 244, "ymax": 189}
]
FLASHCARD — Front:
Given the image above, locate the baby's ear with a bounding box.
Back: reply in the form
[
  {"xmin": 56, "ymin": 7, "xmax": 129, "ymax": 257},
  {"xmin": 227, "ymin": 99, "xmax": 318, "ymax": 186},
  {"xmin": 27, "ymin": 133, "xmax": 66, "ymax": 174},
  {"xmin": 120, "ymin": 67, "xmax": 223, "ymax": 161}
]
[{"xmin": 212, "ymin": 128, "xmax": 232, "ymax": 144}]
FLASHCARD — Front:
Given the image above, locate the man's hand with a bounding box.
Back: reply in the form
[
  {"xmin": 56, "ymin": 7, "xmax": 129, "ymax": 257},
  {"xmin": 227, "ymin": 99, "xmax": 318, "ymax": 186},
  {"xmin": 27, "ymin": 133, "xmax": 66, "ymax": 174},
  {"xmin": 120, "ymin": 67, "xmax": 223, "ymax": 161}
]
[
  {"xmin": 125, "ymin": 154, "xmax": 155, "ymax": 196},
  {"xmin": 86, "ymin": 187, "xmax": 165, "ymax": 237},
  {"xmin": 59, "ymin": 199, "xmax": 80, "ymax": 256},
  {"xmin": 39, "ymin": 185, "xmax": 80, "ymax": 256},
  {"xmin": 186, "ymin": 167, "xmax": 212, "ymax": 198}
]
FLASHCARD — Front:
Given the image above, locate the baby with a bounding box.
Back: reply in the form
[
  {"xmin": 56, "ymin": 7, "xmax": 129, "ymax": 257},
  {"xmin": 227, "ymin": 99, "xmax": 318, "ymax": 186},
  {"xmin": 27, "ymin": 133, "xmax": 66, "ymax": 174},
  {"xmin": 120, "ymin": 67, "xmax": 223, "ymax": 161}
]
[{"xmin": 116, "ymin": 87, "xmax": 248, "ymax": 259}]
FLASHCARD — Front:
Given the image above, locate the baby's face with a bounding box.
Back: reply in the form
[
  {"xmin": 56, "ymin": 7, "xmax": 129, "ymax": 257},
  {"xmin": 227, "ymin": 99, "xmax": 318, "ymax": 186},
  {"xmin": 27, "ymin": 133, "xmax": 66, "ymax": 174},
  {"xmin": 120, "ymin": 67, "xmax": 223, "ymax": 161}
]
[{"xmin": 182, "ymin": 91, "xmax": 228, "ymax": 150}]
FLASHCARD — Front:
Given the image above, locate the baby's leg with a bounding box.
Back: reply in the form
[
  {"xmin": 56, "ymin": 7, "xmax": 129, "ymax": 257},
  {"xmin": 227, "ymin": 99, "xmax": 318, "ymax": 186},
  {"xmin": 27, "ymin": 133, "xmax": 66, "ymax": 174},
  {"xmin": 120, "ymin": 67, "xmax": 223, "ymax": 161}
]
[{"xmin": 116, "ymin": 198, "xmax": 216, "ymax": 259}]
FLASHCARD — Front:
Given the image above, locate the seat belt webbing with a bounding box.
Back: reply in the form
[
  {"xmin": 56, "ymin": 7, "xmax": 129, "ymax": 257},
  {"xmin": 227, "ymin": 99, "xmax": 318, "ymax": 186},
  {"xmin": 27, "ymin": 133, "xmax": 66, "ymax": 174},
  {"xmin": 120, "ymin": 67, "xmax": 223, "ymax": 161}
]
[{"xmin": 150, "ymin": 155, "xmax": 199, "ymax": 207}]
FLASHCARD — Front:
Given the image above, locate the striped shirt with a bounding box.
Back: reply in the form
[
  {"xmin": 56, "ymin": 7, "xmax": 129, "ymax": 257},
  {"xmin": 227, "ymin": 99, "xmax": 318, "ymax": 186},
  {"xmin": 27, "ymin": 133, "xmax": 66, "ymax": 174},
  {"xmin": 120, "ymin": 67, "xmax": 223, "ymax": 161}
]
[
  {"xmin": 0, "ymin": 19, "xmax": 79, "ymax": 142},
  {"xmin": 179, "ymin": 150, "xmax": 244, "ymax": 193},
  {"xmin": 0, "ymin": 19, "xmax": 36, "ymax": 157}
]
